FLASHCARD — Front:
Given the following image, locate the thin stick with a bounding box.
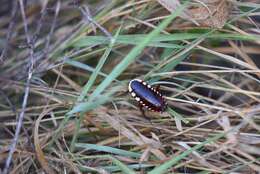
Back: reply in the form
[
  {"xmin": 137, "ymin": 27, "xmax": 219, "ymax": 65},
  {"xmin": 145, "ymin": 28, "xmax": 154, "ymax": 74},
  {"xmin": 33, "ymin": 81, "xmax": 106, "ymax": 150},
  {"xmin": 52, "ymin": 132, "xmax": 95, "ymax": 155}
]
[{"xmin": 3, "ymin": 0, "xmax": 35, "ymax": 173}]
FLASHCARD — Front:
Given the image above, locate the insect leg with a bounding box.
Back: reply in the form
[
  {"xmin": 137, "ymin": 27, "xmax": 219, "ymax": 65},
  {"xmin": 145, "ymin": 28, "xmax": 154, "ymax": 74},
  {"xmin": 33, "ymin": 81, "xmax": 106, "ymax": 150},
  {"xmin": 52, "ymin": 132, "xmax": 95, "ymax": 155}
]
[
  {"xmin": 139, "ymin": 104, "xmax": 146, "ymax": 118},
  {"xmin": 155, "ymin": 84, "xmax": 160, "ymax": 91}
]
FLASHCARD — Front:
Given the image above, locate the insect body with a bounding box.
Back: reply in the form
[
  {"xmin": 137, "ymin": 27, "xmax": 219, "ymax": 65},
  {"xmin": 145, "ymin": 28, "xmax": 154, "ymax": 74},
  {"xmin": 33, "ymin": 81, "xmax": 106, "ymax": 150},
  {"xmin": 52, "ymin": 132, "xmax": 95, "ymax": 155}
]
[{"xmin": 128, "ymin": 79, "xmax": 167, "ymax": 112}]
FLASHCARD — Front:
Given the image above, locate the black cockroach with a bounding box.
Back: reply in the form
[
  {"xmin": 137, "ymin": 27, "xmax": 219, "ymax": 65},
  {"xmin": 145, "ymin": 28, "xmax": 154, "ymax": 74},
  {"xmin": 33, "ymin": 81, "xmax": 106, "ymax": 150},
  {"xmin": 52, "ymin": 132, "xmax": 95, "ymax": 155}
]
[{"xmin": 128, "ymin": 79, "xmax": 167, "ymax": 112}]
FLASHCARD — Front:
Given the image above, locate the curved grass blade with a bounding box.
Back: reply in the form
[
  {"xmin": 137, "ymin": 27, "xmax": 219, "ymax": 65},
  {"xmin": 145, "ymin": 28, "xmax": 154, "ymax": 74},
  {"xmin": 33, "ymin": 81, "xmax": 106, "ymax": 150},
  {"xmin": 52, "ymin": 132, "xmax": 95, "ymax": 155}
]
[
  {"xmin": 75, "ymin": 143, "xmax": 141, "ymax": 158},
  {"xmin": 74, "ymin": 33, "xmax": 260, "ymax": 48},
  {"xmin": 65, "ymin": 59, "xmax": 108, "ymax": 78},
  {"xmin": 101, "ymin": 164, "xmax": 153, "ymax": 173},
  {"xmin": 77, "ymin": 155, "xmax": 136, "ymax": 174}
]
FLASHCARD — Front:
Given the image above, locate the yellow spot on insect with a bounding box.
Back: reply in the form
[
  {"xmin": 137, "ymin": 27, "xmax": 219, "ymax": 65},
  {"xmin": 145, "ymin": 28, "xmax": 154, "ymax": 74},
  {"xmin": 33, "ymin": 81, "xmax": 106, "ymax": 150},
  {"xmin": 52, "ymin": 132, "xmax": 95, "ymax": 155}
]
[
  {"xmin": 135, "ymin": 97, "xmax": 140, "ymax": 101},
  {"xmin": 131, "ymin": 92, "xmax": 136, "ymax": 97}
]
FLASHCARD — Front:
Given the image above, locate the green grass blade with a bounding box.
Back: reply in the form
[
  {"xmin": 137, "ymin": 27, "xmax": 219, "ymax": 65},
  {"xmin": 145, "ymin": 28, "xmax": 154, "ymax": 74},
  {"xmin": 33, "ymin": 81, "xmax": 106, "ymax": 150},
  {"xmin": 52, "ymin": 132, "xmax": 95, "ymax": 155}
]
[
  {"xmin": 65, "ymin": 59, "xmax": 108, "ymax": 78},
  {"xmin": 73, "ymin": 33, "xmax": 260, "ymax": 48},
  {"xmin": 73, "ymin": 35, "xmax": 183, "ymax": 48},
  {"xmin": 101, "ymin": 164, "xmax": 153, "ymax": 173},
  {"xmin": 75, "ymin": 143, "xmax": 141, "ymax": 158},
  {"xmin": 77, "ymin": 155, "xmax": 136, "ymax": 174},
  {"xmin": 109, "ymin": 156, "xmax": 137, "ymax": 174},
  {"xmin": 69, "ymin": 114, "xmax": 82, "ymax": 152}
]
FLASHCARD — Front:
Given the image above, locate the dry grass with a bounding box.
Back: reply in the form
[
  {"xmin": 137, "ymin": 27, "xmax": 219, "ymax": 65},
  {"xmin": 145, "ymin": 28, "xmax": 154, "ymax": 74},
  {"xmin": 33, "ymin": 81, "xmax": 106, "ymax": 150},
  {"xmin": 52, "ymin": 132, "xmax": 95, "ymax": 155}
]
[{"xmin": 0, "ymin": 0, "xmax": 260, "ymax": 173}]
